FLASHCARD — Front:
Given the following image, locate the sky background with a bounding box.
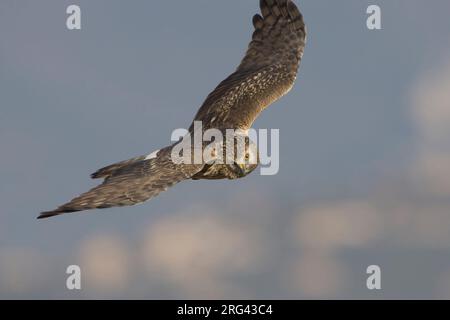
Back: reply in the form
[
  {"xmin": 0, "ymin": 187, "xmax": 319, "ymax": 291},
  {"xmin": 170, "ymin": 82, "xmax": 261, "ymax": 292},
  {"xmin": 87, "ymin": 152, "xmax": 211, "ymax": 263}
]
[{"xmin": 1, "ymin": 0, "xmax": 450, "ymax": 299}]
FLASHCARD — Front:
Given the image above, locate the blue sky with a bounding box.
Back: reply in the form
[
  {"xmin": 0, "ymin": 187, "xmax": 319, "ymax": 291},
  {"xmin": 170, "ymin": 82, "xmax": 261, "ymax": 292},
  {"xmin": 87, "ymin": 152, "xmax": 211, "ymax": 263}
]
[{"xmin": 1, "ymin": 0, "xmax": 450, "ymax": 299}]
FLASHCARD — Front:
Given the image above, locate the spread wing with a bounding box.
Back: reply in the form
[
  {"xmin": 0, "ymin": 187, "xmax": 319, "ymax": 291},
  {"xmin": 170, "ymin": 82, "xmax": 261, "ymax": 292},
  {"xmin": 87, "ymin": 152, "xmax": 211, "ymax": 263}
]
[
  {"xmin": 38, "ymin": 147, "xmax": 203, "ymax": 219},
  {"xmin": 191, "ymin": 0, "xmax": 306, "ymax": 131}
]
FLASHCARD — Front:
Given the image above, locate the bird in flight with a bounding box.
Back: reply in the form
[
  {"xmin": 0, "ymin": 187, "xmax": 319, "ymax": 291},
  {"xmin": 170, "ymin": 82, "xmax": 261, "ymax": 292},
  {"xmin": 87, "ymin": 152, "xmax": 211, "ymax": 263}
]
[{"xmin": 38, "ymin": 0, "xmax": 306, "ymax": 219}]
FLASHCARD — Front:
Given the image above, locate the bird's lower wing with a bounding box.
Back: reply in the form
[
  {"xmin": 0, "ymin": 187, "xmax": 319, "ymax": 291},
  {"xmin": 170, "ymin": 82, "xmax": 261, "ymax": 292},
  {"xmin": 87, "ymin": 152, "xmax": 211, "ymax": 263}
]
[{"xmin": 38, "ymin": 147, "xmax": 203, "ymax": 219}]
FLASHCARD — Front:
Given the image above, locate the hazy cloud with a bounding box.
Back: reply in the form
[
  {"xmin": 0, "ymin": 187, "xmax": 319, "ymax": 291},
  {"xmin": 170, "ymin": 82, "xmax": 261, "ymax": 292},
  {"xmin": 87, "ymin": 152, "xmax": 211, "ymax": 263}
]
[
  {"xmin": 293, "ymin": 201, "xmax": 384, "ymax": 251},
  {"xmin": 410, "ymin": 53, "xmax": 450, "ymax": 196},
  {"xmin": 141, "ymin": 206, "xmax": 267, "ymax": 298},
  {"xmin": 78, "ymin": 234, "xmax": 132, "ymax": 293}
]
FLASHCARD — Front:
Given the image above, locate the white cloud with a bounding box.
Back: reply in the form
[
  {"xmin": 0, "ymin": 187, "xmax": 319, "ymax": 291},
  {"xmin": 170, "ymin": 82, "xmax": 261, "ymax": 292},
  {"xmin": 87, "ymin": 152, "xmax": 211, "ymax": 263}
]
[
  {"xmin": 412, "ymin": 58, "xmax": 450, "ymax": 146},
  {"xmin": 412, "ymin": 152, "xmax": 450, "ymax": 196},
  {"xmin": 0, "ymin": 247, "xmax": 50, "ymax": 295},
  {"xmin": 140, "ymin": 205, "xmax": 267, "ymax": 298},
  {"xmin": 78, "ymin": 234, "xmax": 131, "ymax": 293},
  {"xmin": 292, "ymin": 201, "xmax": 384, "ymax": 251},
  {"xmin": 391, "ymin": 203, "xmax": 450, "ymax": 248},
  {"xmin": 410, "ymin": 53, "xmax": 450, "ymax": 196},
  {"xmin": 283, "ymin": 251, "xmax": 349, "ymax": 298}
]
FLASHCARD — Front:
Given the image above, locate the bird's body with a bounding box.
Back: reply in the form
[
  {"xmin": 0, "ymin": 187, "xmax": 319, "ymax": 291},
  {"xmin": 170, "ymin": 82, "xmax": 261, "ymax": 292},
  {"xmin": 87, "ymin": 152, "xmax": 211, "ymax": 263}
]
[{"xmin": 38, "ymin": 0, "xmax": 306, "ymax": 219}]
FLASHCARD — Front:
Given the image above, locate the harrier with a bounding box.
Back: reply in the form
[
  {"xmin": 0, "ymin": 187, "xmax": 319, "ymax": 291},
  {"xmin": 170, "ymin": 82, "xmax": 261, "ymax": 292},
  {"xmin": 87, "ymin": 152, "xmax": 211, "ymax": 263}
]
[{"xmin": 39, "ymin": 0, "xmax": 306, "ymax": 219}]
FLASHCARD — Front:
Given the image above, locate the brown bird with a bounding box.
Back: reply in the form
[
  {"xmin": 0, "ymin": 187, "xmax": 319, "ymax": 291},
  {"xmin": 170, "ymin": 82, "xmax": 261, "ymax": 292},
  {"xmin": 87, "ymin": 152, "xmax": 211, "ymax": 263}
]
[{"xmin": 38, "ymin": 0, "xmax": 306, "ymax": 219}]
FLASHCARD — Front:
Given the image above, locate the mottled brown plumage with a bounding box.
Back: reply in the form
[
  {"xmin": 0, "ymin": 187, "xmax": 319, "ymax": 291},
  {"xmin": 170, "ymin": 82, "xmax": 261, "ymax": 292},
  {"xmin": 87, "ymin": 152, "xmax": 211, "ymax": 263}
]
[
  {"xmin": 190, "ymin": 0, "xmax": 306, "ymax": 131},
  {"xmin": 39, "ymin": 147, "xmax": 203, "ymax": 219},
  {"xmin": 38, "ymin": 0, "xmax": 306, "ymax": 219}
]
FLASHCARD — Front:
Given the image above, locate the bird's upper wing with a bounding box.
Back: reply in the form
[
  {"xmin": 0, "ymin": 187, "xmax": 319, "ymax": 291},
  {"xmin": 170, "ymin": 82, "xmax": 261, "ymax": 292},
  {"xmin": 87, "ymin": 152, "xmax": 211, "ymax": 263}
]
[
  {"xmin": 38, "ymin": 147, "xmax": 203, "ymax": 219},
  {"xmin": 190, "ymin": 0, "xmax": 306, "ymax": 131}
]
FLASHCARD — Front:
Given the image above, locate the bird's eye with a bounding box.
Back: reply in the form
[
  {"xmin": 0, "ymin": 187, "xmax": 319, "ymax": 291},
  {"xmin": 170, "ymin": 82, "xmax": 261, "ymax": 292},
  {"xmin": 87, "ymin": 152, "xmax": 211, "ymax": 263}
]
[{"xmin": 245, "ymin": 154, "xmax": 250, "ymax": 160}]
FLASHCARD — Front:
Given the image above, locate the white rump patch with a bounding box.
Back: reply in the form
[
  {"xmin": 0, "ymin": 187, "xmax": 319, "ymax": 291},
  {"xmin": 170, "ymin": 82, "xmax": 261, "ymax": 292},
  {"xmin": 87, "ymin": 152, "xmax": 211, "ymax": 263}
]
[{"xmin": 145, "ymin": 149, "xmax": 160, "ymax": 160}]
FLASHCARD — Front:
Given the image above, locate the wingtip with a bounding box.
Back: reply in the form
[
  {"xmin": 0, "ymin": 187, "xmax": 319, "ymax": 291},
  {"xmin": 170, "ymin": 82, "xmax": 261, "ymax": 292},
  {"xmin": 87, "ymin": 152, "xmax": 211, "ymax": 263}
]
[
  {"xmin": 37, "ymin": 209, "xmax": 68, "ymax": 219},
  {"xmin": 37, "ymin": 211, "xmax": 58, "ymax": 219},
  {"xmin": 91, "ymin": 168, "xmax": 108, "ymax": 179},
  {"xmin": 90, "ymin": 171, "xmax": 100, "ymax": 179}
]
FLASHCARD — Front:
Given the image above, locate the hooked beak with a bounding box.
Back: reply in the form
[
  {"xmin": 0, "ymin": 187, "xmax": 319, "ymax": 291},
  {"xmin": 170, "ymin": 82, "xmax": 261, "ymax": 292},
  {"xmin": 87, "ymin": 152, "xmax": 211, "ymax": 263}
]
[{"xmin": 234, "ymin": 163, "xmax": 246, "ymax": 177}]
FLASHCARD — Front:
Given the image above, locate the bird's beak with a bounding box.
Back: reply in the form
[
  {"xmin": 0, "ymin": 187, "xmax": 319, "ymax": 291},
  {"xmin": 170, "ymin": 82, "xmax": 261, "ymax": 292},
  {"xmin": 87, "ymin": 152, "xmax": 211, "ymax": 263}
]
[{"xmin": 235, "ymin": 163, "xmax": 247, "ymax": 177}]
